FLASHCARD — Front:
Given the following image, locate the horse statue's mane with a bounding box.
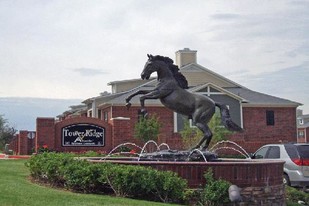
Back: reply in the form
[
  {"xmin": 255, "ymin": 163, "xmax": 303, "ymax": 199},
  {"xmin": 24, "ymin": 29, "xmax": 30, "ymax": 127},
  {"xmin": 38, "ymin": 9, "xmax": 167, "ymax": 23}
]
[{"xmin": 152, "ymin": 55, "xmax": 189, "ymax": 89}]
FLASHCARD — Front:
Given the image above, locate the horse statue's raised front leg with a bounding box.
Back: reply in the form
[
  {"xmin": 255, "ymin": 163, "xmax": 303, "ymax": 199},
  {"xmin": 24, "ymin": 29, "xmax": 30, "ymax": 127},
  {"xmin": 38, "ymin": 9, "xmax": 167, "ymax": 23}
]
[
  {"xmin": 125, "ymin": 90, "xmax": 152, "ymax": 109},
  {"xmin": 139, "ymin": 90, "xmax": 162, "ymax": 116}
]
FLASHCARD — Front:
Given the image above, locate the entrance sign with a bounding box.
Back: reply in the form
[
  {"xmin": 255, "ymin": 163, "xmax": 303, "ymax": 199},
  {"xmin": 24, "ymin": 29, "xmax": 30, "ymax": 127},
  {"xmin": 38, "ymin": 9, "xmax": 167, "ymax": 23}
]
[{"xmin": 62, "ymin": 123, "xmax": 105, "ymax": 146}]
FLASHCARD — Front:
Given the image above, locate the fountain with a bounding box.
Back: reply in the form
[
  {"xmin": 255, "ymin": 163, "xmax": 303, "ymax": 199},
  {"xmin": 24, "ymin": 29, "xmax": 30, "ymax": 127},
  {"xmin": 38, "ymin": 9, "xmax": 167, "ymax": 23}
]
[
  {"xmin": 87, "ymin": 54, "xmax": 286, "ymax": 204},
  {"xmin": 209, "ymin": 140, "xmax": 251, "ymax": 159},
  {"xmin": 87, "ymin": 140, "xmax": 286, "ymax": 204}
]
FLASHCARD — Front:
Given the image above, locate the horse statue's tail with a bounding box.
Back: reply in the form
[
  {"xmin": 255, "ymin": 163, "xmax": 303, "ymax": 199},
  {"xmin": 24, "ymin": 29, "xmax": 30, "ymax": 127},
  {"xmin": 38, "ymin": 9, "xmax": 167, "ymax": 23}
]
[{"xmin": 215, "ymin": 103, "xmax": 243, "ymax": 132}]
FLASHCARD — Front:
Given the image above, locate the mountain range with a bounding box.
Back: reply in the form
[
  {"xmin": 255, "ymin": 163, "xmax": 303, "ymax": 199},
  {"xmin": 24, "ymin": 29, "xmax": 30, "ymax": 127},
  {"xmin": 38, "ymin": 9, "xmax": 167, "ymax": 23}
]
[{"xmin": 0, "ymin": 97, "xmax": 82, "ymax": 131}]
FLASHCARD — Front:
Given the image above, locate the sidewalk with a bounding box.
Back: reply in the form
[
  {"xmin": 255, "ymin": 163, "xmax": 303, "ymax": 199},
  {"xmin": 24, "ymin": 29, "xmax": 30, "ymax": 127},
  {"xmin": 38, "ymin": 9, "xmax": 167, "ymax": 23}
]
[{"xmin": 0, "ymin": 153, "xmax": 31, "ymax": 159}]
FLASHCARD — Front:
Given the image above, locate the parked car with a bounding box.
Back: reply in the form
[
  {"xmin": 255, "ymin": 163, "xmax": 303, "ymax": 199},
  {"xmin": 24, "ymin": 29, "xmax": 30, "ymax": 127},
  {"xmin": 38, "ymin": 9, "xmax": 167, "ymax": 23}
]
[{"xmin": 251, "ymin": 143, "xmax": 309, "ymax": 188}]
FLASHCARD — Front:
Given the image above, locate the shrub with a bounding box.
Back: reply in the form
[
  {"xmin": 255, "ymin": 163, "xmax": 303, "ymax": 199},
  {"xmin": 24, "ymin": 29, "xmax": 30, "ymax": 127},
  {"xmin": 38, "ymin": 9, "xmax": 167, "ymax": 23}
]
[
  {"xmin": 26, "ymin": 152, "xmax": 74, "ymax": 186},
  {"xmin": 104, "ymin": 164, "xmax": 187, "ymax": 203},
  {"xmin": 63, "ymin": 160, "xmax": 111, "ymax": 193},
  {"xmin": 152, "ymin": 170, "xmax": 187, "ymax": 203},
  {"xmin": 105, "ymin": 164, "xmax": 154, "ymax": 198},
  {"xmin": 26, "ymin": 153, "xmax": 188, "ymax": 203},
  {"xmin": 286, "ymin": 186, "xmax": 309, "ymax": 205},
  {"xmin": 78, "ymin": 150, "xmax": 102, "ymax": 157},
  {"xmin": 198, "ymin": 168, "xmax": 231, "ymax": 206}
]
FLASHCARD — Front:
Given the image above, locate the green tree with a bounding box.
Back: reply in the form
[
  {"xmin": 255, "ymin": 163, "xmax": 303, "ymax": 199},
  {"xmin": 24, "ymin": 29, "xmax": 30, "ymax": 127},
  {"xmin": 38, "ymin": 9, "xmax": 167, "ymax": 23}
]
[
  {"xmin": 0, "ymin": 115, "xmax": 17, "ymax": 150},
  {"xmin": 180, "ymin": 120, "xmax": 202, "ymax": 150},
  {"xmin": 208, "ymin": 112, "xmax": 232, "ymax": 148},
  {"xmin": 134, "ymin": 114, "xmax": 161, "ymax": 143},
  {"xmin": 180, "ymin": 112, "xmax": 232, "ymax": 149}
]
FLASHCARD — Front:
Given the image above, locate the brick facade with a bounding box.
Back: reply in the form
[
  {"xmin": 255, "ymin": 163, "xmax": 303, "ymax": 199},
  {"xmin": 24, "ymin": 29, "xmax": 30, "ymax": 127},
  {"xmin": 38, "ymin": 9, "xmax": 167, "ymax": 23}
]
[
  {"xmin": 10, "ymin": 104, "xmax": 297, "ymax": 155},
  {"xmin": 229, "ymin": 107, "xmax": 297, "ymax": 152},
  {"xmin": 8, "ymin": 130, "xmax": 35, "ymax": 155}
]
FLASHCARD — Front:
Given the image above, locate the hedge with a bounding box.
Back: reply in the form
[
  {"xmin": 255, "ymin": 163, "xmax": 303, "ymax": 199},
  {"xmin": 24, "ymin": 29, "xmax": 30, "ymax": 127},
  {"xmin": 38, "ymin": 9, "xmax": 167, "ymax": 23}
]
[{"xmin": 26, "ymin": 152, "xmax": 187, "ymax": 203}]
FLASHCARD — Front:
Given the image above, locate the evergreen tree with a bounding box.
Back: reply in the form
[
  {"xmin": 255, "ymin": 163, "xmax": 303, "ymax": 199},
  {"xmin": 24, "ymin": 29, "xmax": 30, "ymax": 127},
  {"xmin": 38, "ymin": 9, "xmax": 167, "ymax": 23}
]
[
  {"xmin": 134, "ymin": 114, "xmax": 161, "ymax": 143},
  {"xmin": 0, "ymin": 115, "xmax": 17, "ymax": 150}
]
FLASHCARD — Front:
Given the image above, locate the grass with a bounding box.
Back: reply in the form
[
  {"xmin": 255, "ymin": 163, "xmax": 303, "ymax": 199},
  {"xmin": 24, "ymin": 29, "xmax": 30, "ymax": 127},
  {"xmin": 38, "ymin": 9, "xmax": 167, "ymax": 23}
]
[{"xmin": 0, "ymin": 159, "xmax": 178, "ymax": 206}]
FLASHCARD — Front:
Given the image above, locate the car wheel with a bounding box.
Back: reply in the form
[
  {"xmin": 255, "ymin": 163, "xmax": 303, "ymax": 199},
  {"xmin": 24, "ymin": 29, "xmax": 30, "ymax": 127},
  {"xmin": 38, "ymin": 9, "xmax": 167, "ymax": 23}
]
[{"xmin": 283, "ymin": 174, "xmax": 290, "ymax": 186}]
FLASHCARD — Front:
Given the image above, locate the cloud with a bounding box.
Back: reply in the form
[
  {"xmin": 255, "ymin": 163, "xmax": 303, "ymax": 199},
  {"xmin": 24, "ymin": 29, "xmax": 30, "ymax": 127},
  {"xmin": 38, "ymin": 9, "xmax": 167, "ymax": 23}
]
[
  {"xmin": 0, "ymin": 0, "xmax": 308, "ymax": 113},
  {"xmin": 210, "ymin": 13, "xmax": 241, "ymax": 20},
  {"xmin": 73, "ymin": 68, "xmax": 108, "ymax": 76}
]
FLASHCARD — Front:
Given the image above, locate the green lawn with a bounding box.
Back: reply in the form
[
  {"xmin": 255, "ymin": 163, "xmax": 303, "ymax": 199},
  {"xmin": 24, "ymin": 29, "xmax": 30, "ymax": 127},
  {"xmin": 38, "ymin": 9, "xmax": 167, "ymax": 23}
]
[{"xmin": 0, "ymin": 159, "xmax": 178, "ymax": 206}]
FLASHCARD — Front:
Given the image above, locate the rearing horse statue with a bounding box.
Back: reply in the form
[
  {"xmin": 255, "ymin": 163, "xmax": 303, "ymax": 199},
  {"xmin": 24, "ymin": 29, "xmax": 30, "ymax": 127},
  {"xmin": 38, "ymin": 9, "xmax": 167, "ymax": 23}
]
[{"xmin": 125, "ymin": 54, "xmax": 243, "ymax": 150}]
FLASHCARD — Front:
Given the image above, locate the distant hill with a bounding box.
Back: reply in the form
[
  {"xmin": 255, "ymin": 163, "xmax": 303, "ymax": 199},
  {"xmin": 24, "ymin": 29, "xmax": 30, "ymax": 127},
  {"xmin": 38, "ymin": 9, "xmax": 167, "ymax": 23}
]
[{"xmin": 0, "ymin": 97, "xmax": 82, "ymax": 131}]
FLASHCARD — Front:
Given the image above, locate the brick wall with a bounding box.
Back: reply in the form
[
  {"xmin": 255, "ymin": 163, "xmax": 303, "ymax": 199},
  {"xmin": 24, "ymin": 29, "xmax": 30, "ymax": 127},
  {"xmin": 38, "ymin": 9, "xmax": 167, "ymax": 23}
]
[
  {"xmin": 7, "ymin": 131, "xmax": 36, "ymax": 155},
  {"xmin": 31, "ymin": 105, "xmax": 297, "ymax": 155},
  {"xmin": 8, "ymin": 135, "xmax": 18, "ymax": 154},
  {"xmin": 229, "ymin": 107, "xmax": 297, "ymax": 152},
  {"xmin": 110, "ymin": 106, "xmax": 183, "ymax": 149},
  {"xmin": 36, "ymin": 118, "xmax": 55, "ymax": 152}
]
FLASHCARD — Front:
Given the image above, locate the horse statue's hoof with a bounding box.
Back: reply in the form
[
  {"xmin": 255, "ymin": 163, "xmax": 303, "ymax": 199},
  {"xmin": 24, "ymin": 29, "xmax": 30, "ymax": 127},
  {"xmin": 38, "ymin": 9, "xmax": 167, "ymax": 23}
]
[{"xmin": 125, "ymin": 102, "xmax": 131, "ymax": 110}]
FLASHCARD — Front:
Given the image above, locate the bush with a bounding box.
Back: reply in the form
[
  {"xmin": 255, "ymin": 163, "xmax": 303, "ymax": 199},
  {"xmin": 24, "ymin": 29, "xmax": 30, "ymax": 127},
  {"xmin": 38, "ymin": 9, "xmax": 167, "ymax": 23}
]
[
  {"xmin": 286, "ymin": 186, "xmax": 309, "ymax": 205},
  {"xmin": 198, "ymin": 168, "xmax": 231, "ymax": 206},
  {"xmin": 152, "ymin": 170, "xmax": 187, "ymax": 203},
  {"xmin": 105, "ymin": 164, "xmax": 155, "ymax": 198},
  {"xmin": 26, "ymin": 152, "xmax": 74, "ymax": 186},
  {"xmin": 63, "ymin": 160, "xmax": 111, "ymax": 193},
  {"xmin": 26, "ymin": 153, "xmax": 188, "ymax": 203},
  {"xmin": 104, "ymin": 164, "xmax": 187, "ymax": 203}
]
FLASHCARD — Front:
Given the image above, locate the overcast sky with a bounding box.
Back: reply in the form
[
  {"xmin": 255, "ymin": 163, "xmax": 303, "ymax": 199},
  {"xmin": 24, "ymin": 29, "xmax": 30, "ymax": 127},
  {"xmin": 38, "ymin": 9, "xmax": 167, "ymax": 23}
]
[{"xmin": 0, "ymin": 0, "xmax": 308, "ymax": 113}]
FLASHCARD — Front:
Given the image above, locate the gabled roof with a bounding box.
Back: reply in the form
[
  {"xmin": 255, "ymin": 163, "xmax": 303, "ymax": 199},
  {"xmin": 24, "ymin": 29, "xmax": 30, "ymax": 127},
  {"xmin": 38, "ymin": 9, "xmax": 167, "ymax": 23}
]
[
  {"xmin": 180, "ymin": 63, "xmax": 246, "ymax": 88},
  {"xmin": 298, "ymin": 122, "xmax": 309, "ymax": 129},
  {"xmin": 82, "ymin": 60, "xmax": 302, "ymax": 110},
  {"xmin": 225, "ymin": 87, "xmax": 302, "ymax": 107},
  {"xmin": 107, "ymin": 77, "xmax": 156, "ymax": 85},
  {"xmin": 298, "ymin": 114, "xmax": 309, "ymax": 119},
  {"xmin": 97, "ymin": 82, "xmax": 301, "ymax": 108},
  {"xmin": 98, "ymin": 85, "xmax": 161, "ymax": 107}
]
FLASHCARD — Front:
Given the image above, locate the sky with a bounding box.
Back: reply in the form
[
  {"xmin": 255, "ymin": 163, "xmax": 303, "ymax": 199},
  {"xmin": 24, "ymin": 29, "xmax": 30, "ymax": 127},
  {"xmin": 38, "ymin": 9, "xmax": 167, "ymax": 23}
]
[{"xmin": 0, "ymin": 0, "xmax": 308, "ymax": 113}]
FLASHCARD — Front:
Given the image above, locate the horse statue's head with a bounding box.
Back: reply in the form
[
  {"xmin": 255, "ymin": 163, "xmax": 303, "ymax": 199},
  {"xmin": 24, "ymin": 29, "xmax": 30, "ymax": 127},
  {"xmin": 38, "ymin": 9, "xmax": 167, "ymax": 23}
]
[
  {"xmin": 141, "ymin": 54, "xmax": 188, "ymax": 89},
  {"xmin": 141, "ymin": 54, "xmax": 173, "ymax": 80}
]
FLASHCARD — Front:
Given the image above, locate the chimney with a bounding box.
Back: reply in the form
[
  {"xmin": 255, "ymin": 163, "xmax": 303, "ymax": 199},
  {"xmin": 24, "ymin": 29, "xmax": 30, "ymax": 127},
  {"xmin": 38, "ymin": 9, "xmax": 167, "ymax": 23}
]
[{"xmin": 175, "ymin": 48, "xmax": 197, "ymax": 68}]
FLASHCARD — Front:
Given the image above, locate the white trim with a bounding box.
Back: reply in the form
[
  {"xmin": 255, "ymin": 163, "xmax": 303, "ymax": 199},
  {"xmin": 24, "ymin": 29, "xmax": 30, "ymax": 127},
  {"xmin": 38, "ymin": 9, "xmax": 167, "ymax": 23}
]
[
  {"xmin": 240, "ymin": 102, "xmax": 243, "ymax": 128},
  {"xmin": 110, "ymin": 106, "xmax": 113, "ymax": 119},
  {"xmin": 173, "ymin": 112, "xmax": 178, "ymax": 133},
  {"xmin": 111, "ymin": 117, "xmax": 130, "ymax": 120},
  {"xmin": 189, "ymin": 119, "xmax": 197, "ymax": 128},
  {"xmin": 189, "ymin": 83, "xmax": 246, "ymax": 102}
]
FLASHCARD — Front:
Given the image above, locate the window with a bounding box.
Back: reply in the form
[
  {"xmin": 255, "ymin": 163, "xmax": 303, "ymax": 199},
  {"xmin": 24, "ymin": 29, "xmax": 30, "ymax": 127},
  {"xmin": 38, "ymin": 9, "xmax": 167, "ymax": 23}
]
[
  {"xmin": 299, "ymin": 119, "xmax": 304, "ymax": 125},
  {"xmin": 104, "ymin": 112, "xmax": 108, "ymax": 122},
  {"xmin": 267, "ymin": 146, "xmax": 280, "ymax": 159},
  {"xmin": 98, "ymin": 109, "xmax": 102, "ymax": 120},
  {"xmin": 266, "ymin": 110, "xmax": 275, "ymax": 126},
  {"xmin": 254, "ymin": 147, "xmax": 269, "ymax": 159},
  {"xmin": 298, "ymin": 131, "xmax": 305, "ymax": 138},
  {"xmin": 88, "ymin": 110, "xmax": 92, "ymax": 118}
]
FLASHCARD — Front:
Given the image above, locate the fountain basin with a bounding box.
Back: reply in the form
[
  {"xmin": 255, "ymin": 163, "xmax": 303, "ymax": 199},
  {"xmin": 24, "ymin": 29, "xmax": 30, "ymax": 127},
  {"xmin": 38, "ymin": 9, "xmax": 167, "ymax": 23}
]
[
  {"xmin": 88, "ymin": 157, "xmax": 284, "ymax": 188},
  {"xmin": 88, "ymin": 157, "xmax": 286, "ymax": 204}
]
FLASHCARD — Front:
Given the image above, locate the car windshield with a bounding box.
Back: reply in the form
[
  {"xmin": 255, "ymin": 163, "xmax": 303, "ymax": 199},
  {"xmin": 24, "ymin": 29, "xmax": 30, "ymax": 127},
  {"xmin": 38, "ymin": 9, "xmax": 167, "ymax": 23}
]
[{"xmin": 297, "ymin": 145, "xmax": 309, "ymax": 158}]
